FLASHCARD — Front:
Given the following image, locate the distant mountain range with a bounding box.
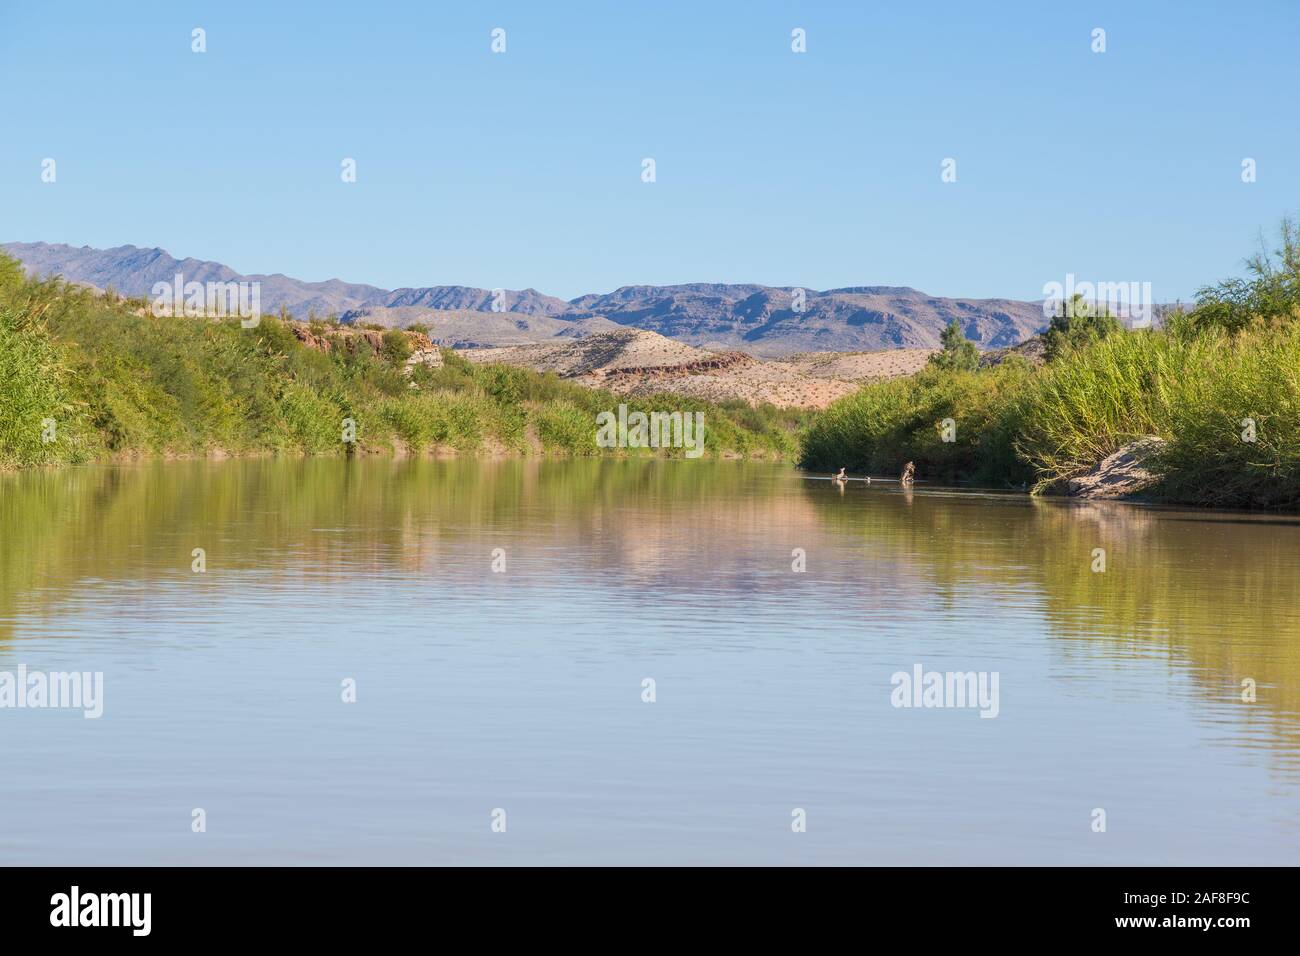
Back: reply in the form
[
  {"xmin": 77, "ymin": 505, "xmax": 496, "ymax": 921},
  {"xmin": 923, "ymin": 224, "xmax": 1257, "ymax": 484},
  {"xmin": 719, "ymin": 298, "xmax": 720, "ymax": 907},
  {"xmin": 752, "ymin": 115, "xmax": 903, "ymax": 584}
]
[{"xmin": 2, "ymin": 241, "xmax": 1050, "ymax": 355}]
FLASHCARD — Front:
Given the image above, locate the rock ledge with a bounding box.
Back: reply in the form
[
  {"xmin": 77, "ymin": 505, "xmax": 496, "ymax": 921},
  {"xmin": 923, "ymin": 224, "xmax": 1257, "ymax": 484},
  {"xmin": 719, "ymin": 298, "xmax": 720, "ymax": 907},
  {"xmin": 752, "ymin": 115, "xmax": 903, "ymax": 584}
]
[{"xmin": 1067, "ymin": 437, "xmax": 1165, "ymax": 499}]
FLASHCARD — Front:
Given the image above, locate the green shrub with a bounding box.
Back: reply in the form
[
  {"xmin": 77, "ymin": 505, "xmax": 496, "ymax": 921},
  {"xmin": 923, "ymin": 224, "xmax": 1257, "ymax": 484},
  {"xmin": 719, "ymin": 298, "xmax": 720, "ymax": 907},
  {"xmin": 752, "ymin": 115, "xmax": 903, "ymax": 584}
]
[
  {"xmin": 535, "ymin": 401, "xmax": 598, "ymax": 453},
  {"xmin": 799, "ymin": 364, "xmax": 1032, "ymax": 484},
  {"xmin": 0, "ymin": 308, "xmax": 90, "ymax": 466},
  {"xmin": 381, "ymin": 329, "xmax": 413, "ymax": 365},
  {"xmin": 279, "ymin": 383, "xmax": 344, "ymax": 453}
]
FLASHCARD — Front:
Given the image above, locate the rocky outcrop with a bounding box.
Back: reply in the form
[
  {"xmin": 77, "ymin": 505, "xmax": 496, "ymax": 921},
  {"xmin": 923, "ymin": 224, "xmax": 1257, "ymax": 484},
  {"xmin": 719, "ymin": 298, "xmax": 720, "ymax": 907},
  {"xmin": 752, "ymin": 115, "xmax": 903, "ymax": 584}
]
[
  {"xmin": 597, "ymin": 350, "xmax": 756, "ymax": 380},
  {"xmin": 1066, "ymin": 437, "xmax": 1165, "ymax": 499},
  {"xmin": 288, "ymin": 322, "xmax": 432, "ymax": 355},
  {"xmin": 980, "ymin": 335, "xmax": 1047, "ymax": 368},
  {"xmin": 406, "ymin": 348, "xmax": 443, "ymax": 369}
]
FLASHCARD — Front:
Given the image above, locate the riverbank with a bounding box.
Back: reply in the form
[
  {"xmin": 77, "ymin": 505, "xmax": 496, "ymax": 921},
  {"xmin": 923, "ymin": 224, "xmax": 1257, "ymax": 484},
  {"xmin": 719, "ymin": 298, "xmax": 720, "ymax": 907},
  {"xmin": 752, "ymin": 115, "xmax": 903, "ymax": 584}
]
[
  {"xmin": 0, "ymin": 254, "xmax": 806, "ymax": 470},
  {"xmin": 800, "ymin": 220, "xmax": 1300, "ymax": 511},
  {"xmin": 799, "ymin": 315, "xmax": 1300, "ymax": 510}
]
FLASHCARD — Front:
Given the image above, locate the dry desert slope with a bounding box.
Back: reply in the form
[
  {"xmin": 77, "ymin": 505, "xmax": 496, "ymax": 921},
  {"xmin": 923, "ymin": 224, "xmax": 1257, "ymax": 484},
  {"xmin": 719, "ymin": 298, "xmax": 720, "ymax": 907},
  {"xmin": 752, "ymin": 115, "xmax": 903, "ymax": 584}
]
[{"xmin": 460, "ymin": 329, "xmax": 934, "ymax": 409}]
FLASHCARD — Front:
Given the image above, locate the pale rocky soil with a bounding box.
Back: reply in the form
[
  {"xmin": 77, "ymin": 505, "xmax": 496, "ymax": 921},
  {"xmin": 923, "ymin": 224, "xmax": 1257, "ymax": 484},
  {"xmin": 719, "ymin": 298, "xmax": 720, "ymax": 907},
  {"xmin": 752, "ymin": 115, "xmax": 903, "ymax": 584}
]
[
  {"xmin": 289, "ymin": 322, "xmax": 940, "ymax": 409},
  {"xmin": 461, "ymin": 329, "xmax": 935, "ymax": 409},
  {"xmin": 781, "ymin": 348, "xmax": 934, "ymax": 382},
  {"xmin": 1066, "ymin": 437, "xmax": 1165, "ymax": 499}
]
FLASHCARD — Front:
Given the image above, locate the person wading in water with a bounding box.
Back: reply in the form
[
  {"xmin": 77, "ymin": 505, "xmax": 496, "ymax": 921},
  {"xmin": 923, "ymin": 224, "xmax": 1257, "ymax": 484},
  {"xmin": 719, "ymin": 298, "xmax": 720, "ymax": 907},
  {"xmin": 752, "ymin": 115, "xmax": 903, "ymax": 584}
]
[{"xmin": 900, "ymin": 461, "xmax": 915, "ymax": 486}]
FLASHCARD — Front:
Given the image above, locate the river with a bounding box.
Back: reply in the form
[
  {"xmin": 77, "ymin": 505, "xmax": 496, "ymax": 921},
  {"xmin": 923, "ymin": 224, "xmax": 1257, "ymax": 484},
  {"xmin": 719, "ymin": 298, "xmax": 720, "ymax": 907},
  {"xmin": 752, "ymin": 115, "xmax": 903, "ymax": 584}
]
[{"xmin": 1, "ymin": 458, "xmax": 1297, "ymax": 864}]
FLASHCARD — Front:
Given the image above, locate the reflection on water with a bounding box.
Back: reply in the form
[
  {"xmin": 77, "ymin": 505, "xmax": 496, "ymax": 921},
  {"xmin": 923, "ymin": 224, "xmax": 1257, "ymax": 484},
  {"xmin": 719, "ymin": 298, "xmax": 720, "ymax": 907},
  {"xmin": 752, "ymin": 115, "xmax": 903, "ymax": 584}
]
[{"xmin": 1, "ymin": 458, "xmax": 1298, "ymax": 864}]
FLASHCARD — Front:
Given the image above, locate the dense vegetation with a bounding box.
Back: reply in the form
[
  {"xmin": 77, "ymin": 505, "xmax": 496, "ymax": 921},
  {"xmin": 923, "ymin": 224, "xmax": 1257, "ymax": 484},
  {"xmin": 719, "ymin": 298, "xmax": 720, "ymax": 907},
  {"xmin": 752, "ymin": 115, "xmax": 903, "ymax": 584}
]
[
  {"xmin": 0, "ymin": 254, "xmax": 803, "ymax": 469},
  {"xmin": 799, "ymin": 361, "xmax": 1036, "ymax": 487},
  {"xmin": 8, "ymin": 213, "xmax": 1300, "ymax": 510},
  {"xmin": 1041, "ymin": 293, "xmax": 1124, "ymax": 362},
  {"xmin": 801, "ymin": 217, "xmax": 1300, "ymax": 509}
]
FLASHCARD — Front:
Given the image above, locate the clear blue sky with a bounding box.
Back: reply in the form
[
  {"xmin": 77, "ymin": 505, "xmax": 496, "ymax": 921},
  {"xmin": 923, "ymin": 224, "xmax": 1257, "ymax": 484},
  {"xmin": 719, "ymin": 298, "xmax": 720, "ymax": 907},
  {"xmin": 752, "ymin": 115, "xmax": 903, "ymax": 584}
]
[{"xmin": 2, "ymin": 0, "xmax": 1296, "ymax": 301}]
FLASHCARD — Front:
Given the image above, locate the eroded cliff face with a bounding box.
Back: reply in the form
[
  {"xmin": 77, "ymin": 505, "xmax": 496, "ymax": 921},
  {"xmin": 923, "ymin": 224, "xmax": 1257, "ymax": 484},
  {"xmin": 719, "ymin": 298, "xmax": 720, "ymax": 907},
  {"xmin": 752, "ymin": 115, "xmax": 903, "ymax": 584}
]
[{"xmin": 289, "ymin": 322, "xmax": 433, "ymax": 354}]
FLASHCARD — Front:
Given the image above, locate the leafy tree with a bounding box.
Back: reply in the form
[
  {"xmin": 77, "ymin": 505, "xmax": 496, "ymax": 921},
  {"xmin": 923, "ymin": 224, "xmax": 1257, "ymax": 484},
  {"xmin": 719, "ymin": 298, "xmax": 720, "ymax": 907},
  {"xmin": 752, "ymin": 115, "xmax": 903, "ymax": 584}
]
[
  {"xmin": 1043, "ymin": 294, "xmax": 1123, "ymax": 361},
  {"xmin": 928, "ymin": 319, "xmax": 980, "ymax": 372},
  {"xmin": 1190, "ymin": 215, "xmax": 1300, "ymax": 334}
]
